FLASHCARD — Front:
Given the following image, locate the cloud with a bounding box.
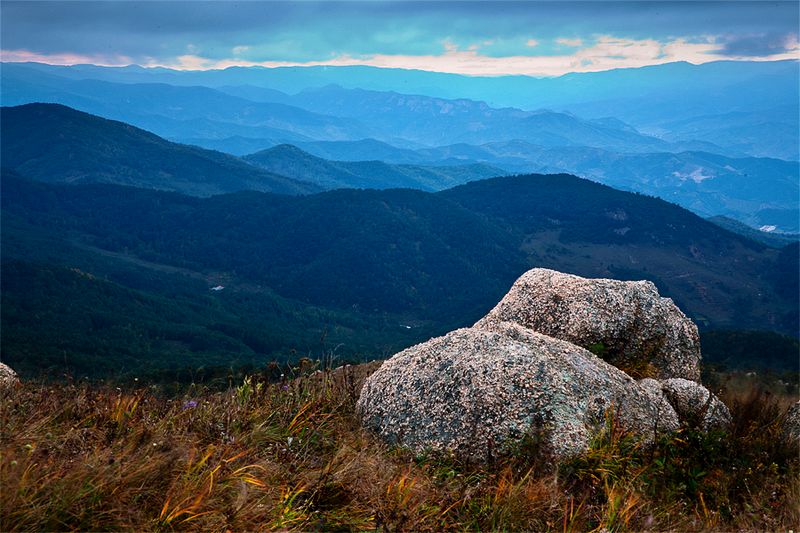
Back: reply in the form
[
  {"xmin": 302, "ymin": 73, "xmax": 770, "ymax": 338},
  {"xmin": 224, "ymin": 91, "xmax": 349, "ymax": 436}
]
[
  {"xmin": 557, "ymin": 38, "xmax": 583, "ymax": 48},
  {"xmin": 0, "ymin": 49, "xmax": 134, "ymax": 66},
  {"xmin": 5, "ymin": 33, "xmax": 799, "ymax": 77},
  {"xmin": 716, "ymin": 32, "xmax": 799, "ymax": 57},
  {"xmin": 3, "ymin": 1, "xmax": 798, "ymax": 64},
  {"xmin": 1, "ymin": 2, "xmax": 798, "ymax": 76},
  {"xmin": 125, "ymin": 35, "xmax": 799, "ymax": 77}
]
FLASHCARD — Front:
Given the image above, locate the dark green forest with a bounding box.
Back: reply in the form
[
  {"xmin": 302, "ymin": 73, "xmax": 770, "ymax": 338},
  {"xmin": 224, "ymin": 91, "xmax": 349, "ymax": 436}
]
[{"xmin": 2, "ymin": 168, "xmax": 797, "ymax": 380}]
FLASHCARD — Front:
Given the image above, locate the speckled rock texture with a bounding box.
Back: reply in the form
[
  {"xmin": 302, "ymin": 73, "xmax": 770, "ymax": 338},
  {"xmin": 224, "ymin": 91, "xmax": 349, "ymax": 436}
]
[
  {"xmin": 782, "ymin": 401, "xmax": 800, "ymax": 445},
  {"xmin": 357, "ymin": 322, "xmax": 681, "ymax": 461},
  {"xmin": 0, "ymin": 362, "xmax": 19, "ymax": 388},
  {"xmin": 358, "ymin": 268, "xmax": 730, "ymax": 462},
  {"xmin": 615, "ymin": 378, "xmax": 681, "ymax": 442},
  {"xmin": 474, "ymin": 268, "xmax": 701, "ymax": 381},
  {"xmin": 660, "ymin": 378, "xmax": 731, "ymax": 431}
]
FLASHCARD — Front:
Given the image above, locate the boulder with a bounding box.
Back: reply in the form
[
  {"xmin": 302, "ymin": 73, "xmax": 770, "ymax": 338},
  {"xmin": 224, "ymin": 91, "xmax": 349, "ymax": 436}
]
[
  {"xmin": 615, "ymin": 378, "xmax": 680, "ymax": 442},
  {"xmin": 475, "ymin": 268, "xmax": 701, "ymax": 381},
  {"xmin": 660, "ymin": 378, "xmax": 731, "ymax": 431},
  {"xmin": 357, "ymin": 322, "xmax": 680, "ymax": 461},
  {"xmin": 0, "ymin": 362, "xmax": 19, "ymax": 388},
  {"xmin": 782, "ymin": 401, "xmax": 800, "ymax": 444}
]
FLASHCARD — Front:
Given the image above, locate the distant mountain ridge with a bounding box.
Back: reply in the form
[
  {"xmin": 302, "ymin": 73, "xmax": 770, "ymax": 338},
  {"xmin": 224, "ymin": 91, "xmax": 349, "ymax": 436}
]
[
  {"xmin": 0, "ymin": 64, "xmax": 376, "ymax": 143},
  {"xmin": 6, "ymin": 59, "xmax": 796, "ymax": 159},
  {"xmin": 261, "ymin": 138, "xmax": 800, "ymax": 232},
  {"xmin": 3, "ymin": 102, "xmax": 796, "ymax": 231},
  {"xmin": 0, "ymin": 103, "xmax": 319, "ymax": 196},
  {"xmin": 2, "ymin": 62, "xmax": 743, "ymax": 155},
  {"xmin": 274, "ymin": 84, "xmax": 735, "ymax": 153},
  {"xmin": 244, "ymin": 144, "xmax": 507, "ymax": 191}
]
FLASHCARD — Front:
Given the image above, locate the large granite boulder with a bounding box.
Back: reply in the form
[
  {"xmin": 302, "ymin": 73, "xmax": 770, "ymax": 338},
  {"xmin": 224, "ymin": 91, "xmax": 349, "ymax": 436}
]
[
  {"xmin": 475, "ymin": 268, "xmax": 701, "ymax": 381},
  {"xmin": 0, "ymin": 362, "xmax": 19, "ymax": 388},
  {"xmin": 357, "ymin": 322, "xmax": 680, "ymax": 461}
]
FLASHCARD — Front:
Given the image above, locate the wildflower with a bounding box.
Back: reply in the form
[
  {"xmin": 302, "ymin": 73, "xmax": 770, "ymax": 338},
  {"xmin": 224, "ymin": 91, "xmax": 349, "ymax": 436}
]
[{"xmin": 182, "ymin": 400, "xmax": 198, "ymax": 410}]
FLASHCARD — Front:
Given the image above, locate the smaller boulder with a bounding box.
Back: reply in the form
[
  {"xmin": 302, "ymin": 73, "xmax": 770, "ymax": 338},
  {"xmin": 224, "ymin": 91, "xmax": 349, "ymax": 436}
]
[
  {"xmin": 0, "ymin": 362, "xmax": 19, "ymax": 388},
  {"xmin": 661, "ymin": 378, "xmax": 731, "ymax": 431},
  {"xmin": 782, "ymin": 401, "xmax": 800, "ymax": 445}
]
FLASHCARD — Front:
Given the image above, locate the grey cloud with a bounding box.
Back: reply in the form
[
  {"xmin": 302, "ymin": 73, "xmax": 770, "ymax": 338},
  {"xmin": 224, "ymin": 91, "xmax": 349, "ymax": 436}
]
[
  {"xmin": 716, "ymin": 33, "xmax": 798, "ymax": 57},
  {"xmin": 1, "ymin": 1, "xmax": 797, "ymax": 63}
]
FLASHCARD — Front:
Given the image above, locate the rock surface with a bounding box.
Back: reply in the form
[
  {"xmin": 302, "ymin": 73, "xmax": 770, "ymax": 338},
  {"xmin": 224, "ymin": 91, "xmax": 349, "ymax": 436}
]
[
  {"xmin": 783, "ymin": 401, "xmax": 800, "ymax": 444},
  {"xmin": 0, "ymin": 362, "xmax": 19, "ymax": 388},
  {"xmin": 660, "ymin": 378, "xmax": 731, "ymax": 430},
  {"xmin": 475, "ymin": 268, "xmax": 701, "ymax": 381},
  {"xmin": 358, "ymin": 322, "xmax": 680, "ymax": 461},
  {"xmin": 358, "ymin": 267, "xmax": 728, "ymax": 462}
]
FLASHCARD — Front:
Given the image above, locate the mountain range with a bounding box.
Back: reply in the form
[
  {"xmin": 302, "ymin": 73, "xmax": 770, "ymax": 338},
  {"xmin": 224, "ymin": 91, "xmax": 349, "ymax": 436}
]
[
  {"xmin": 282, "ymin": 138, "xmax": 799, "ymax": 231},
  {"xmin": 244, "ymin": 144, "xmax": 506, "ymax": 191},
  {"xmin": 1, "ymin": 104, "xmax": 508, "ymax": 194},
  {"xmin": 0, "ymin": 103, "xmax": 318, "ymax": 196},
  {"xmin": 3, "ymin": 63, "xmax": 722, "ymax": 152},
  {"xmin": 4, "ymin": 103, "xmax": 796, "ymax": 231},
  {"xmin": 7, "ymin": 59, "xmax": 797, "ymax": 160}
]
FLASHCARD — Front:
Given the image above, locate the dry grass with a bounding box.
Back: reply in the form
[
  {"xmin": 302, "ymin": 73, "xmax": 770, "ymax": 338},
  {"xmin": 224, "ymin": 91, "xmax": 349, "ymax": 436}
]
[{"xmin": 1, "ymin": 365, "xmax": 797, "ymax": 532}]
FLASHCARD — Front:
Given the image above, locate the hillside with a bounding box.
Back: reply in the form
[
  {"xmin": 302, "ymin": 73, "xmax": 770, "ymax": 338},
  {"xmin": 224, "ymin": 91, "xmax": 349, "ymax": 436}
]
[
  {"xmin": 438, "ymin": 175, "xmax": 797, "ymax": 333},
  {"xmin": 1, "ymin": 175, "xmax": 432, "ymax": 378},
  {"xmin": 244, "ymin": 144, "xmax": 506, "ymax": 190},
  {"xmin": 0, "ymin": 64, "xmax": 374, "ymax": 142},
  {"xmin": 475, "ymin": 145, "xmax": 799, "ymax": 232},
  {"xmin": 708, "ymin": 215, "xmax": 799, "ymax": 248},
  {"xmin": 4, "ymin": 170, "xmax": 795, "ymax": 339},
  {"xmin": 0, "ymin": 103, "xmax": 318, "ymax": 196},
  {"xmin": 290, "ymin": 139, "xmax": 799, "ymax": 232}
]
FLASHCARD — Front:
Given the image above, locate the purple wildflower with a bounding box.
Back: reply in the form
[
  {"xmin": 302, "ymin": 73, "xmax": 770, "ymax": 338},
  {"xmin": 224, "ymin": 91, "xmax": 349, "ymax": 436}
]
[{"xmin": 182, "ymin": 400, "xmax": 198, "ymax": 410}]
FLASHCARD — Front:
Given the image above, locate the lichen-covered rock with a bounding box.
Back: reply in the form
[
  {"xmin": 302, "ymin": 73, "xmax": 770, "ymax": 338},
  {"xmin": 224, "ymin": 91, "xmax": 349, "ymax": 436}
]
[
  {"xmin": 357, "ymin": 322, "xmax": 680, "ymax": 461},
  {"xmin": 783, "ymin": 401, "xmax": 800, "ymax": 444},
  {"xmin": 614, "ymin": 378, "xmax": 681, "ymax": 441},
  {"xmin": 475, "ymin": 268, "xmax": 701, "ymax": 381},
  {"xmin": 0, "ymin": 362, "xmax": 19, "ymax": 388},
  {"xmin": 661, "ymin": 378, "xmax": 731, "ymax": 430}
]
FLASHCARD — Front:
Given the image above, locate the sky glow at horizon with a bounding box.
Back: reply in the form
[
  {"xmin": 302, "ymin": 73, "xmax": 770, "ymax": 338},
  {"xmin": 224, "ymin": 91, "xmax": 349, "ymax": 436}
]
[{"xmin": 1, "ymin": 1, "xmax": 798, "ymax": 77}]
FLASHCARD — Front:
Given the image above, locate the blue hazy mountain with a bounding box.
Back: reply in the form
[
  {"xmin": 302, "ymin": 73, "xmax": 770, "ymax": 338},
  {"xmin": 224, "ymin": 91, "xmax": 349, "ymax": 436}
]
[
  {"xmin": 652, "ymin": 105, "xmax": 800, "ymax": 161},
  {"xmin": 3, "ymin": 64, "xmax": 718, "ymax": 153},
  {"xmin": 259, "ymin": 139, "xmax": 799, "ymax": 232},
  {"xmin": 0, "ymin": 64, "xmax": 376, "ymax": 142},
  {"xmin": 0, "ymin": 103, "xmax": 319, "ymax": 196},
  {"xmin": 4, "ymin": 98, "xmax": 795, "ymax": 232},
  {"xmin": 244, "ymin": 144, "xmax": 507, "ymax": 190},
  {"xmin": 8, "ymin": 60, "xmax": 796, "ymax": 159},
  {"xmin": 261, "ymin": 84, "xmax": 736, "ymax": 152}
]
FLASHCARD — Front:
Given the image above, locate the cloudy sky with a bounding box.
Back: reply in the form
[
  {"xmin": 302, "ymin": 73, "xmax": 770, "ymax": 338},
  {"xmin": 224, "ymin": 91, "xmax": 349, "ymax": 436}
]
[{"xmin": 2, "ymin": 1, "xmax": 798, "ymax": 76}]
